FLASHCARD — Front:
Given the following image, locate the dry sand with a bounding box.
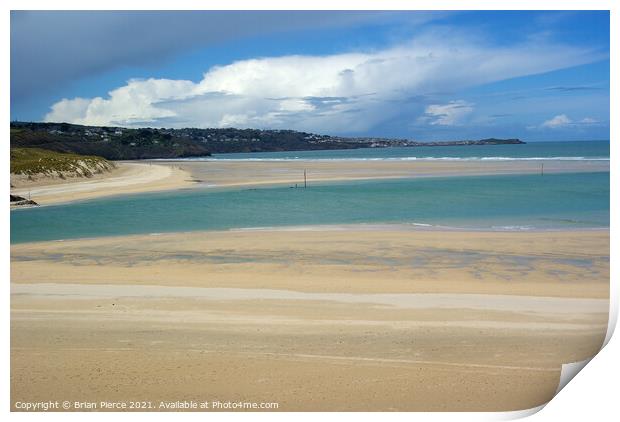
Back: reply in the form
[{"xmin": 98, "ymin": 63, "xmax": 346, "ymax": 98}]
[
  {"xmin": 10, "ymin": 162, "xmax": 195, "ymax": 205},
  {"xmin": 11, "ymin": 228, "xmax": 609, "ymax": 411}
]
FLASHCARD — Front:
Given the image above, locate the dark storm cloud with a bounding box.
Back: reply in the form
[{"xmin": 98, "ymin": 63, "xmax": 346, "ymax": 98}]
[{"xmin": 10, "ymin": 10, "xmax": 440, "ymax": 101}]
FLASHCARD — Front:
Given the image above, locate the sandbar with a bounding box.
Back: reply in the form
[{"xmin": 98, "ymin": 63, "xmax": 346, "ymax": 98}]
[{"xmin": 10, "ymin": 162, "xmax": 194, "ymax": 206}]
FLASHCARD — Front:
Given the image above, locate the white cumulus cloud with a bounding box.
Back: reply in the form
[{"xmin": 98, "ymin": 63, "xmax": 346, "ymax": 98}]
[
  {"xmin": 44, "ymin": 32, "xmax": 603, "ymax": 133},
  {"xmin": 541, "ymin": 114, "xmax": 572, "ymax": 128}
]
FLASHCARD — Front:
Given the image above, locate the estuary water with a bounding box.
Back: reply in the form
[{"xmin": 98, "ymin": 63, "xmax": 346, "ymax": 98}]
[{"xmin": 11, "ymin": 171, "xmax": 609, "ymax": 244}]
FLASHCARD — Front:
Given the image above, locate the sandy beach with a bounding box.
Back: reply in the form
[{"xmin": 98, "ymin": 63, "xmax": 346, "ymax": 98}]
[
  {"xmin": 11, "ymin": 228, "xmax": 609, "ymax": 411},
  {"xmin": 10, "ymin": 162, "xmax": 195, "ymax": 206}
]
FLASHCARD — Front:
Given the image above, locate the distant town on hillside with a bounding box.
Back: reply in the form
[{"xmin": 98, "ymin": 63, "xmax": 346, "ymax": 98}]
[{"xmin": 10, "ymin": 121, "xmax": 525, "ymax": 160}]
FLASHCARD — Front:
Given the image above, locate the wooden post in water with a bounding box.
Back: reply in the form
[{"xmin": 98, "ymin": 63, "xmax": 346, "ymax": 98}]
[
  {"xmin": 304, "ymin": 169, "xmax": 307, "ymax": 188},
  {"xmin": 541, "ymin": 163, "xmax": 544, "ymax": 176}
]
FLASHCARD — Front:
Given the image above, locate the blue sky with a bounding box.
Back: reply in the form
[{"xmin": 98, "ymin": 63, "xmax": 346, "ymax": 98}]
[{"xmin": 11, "ymin": 10, "xmax": 609, "ymax": 140}]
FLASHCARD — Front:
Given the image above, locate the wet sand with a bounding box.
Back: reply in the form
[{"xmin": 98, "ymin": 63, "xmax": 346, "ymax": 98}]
[{"xmin": 10, "ymin": 228, "xmax": 609, "ymax": 411}]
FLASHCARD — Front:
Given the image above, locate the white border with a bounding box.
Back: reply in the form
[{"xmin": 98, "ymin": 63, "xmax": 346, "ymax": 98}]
[{"xmin": 3, "ymin": 1, "xmax": 616, "ymax": 421}]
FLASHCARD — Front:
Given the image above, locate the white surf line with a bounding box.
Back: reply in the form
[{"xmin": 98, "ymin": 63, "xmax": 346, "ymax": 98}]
[{"xmin": 11, "ymin": 283, "xmax": 609, "ymax": 315}]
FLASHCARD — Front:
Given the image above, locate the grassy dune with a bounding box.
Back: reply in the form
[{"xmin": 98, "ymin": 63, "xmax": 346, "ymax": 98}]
[{"xmin": 10, "ymin": 147, "xmax": 114, "ymax": 178}]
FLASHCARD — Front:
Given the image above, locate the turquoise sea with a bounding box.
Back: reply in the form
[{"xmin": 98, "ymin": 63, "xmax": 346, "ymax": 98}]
[{"xmin": 11, "ymin": 170, "xmax": 609, "ymax": 244}]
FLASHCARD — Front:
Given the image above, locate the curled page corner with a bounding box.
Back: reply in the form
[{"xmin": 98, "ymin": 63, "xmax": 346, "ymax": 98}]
[
  {"xmin": 495, "ymin": 403, "xmax": 547, "ymax": 421},
  {"xmin": 495, "ymin": 358, "xmax": 597, "ymax": 421},
  {"xmin": 555, "ymin": 358, "xmax": 592, "ymax": 395}
]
